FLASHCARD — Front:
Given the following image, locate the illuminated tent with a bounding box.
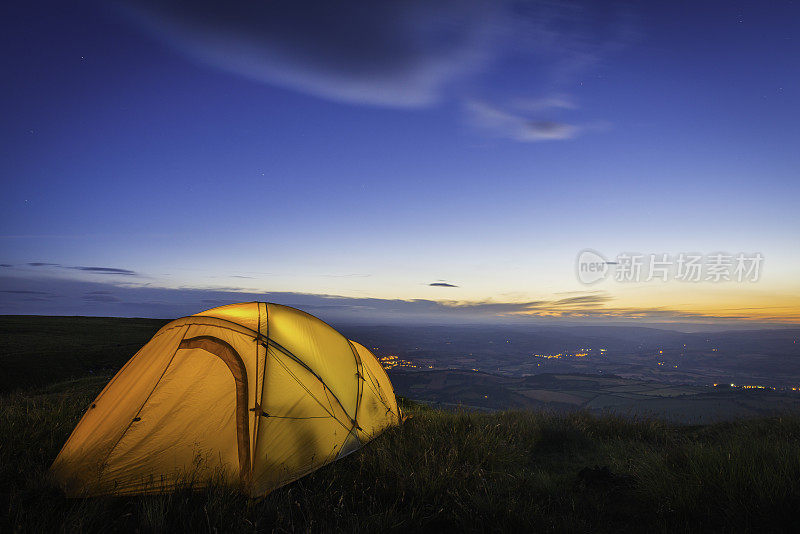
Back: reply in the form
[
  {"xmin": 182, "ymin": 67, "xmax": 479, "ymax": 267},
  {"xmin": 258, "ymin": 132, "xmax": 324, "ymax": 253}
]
[{"xmin": 50, "ymin": 302, "xmax": 401, "ymax": 497}]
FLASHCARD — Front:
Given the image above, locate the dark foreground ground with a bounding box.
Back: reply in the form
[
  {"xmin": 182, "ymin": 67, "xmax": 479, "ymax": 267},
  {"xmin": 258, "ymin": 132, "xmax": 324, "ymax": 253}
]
[{"xmin": 2, "ymin": 316, "xmax": 800, "ymax": 532}]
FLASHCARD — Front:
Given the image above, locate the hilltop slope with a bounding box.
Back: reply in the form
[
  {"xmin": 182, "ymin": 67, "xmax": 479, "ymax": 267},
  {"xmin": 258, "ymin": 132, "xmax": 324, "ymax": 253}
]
[
  {"xmin": 2, "ymin": 377, "xmax": 800, "ymax": 532},
  {"xmin": 3, "ymin": 316, "xmax": 800, "ymax": 531}
]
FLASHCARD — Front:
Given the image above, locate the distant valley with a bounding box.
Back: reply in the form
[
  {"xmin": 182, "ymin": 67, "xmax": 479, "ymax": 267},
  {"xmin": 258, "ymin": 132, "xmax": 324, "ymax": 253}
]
[{"xmin": 339, "ymin": 324, "xmax": 800, "ymax": 422}]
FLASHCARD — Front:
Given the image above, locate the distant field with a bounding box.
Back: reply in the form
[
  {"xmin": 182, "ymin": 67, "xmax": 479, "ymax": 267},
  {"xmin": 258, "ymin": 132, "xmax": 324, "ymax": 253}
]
[
  {"xmin": 0, "ymin": 315, "xmax": 168, "ymax": 393},
  {"xmin": 3, "ymin": 316, "xmax": 800, "ymax": 531},
  {"xmin": 389, "ymin": 369, "xmax": 800, "ymax": 424}
]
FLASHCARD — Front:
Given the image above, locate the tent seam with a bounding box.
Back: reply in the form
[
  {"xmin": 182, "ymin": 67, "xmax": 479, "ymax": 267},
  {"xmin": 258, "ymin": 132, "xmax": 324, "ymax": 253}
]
[
  {"xmin": 97, "ymin": 325, "xmax": 188, "ymax": 478},
  {"xmin": 269, "ymin": 354, "xmax": 353, "ymax": 433},
  {"xmin": 346, "ymin": 339, "xmax": 365, "ymax": 431},
  {"xmin": 265, "ymin": 338, "xmax": 356, "ymax": 425}
]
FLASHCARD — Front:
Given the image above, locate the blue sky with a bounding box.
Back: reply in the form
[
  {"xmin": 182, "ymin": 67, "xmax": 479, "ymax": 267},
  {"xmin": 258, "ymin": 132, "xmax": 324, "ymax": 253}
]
[{"xmin": 1, "ymin": 1, "xmax": 798, "ymax": 325}]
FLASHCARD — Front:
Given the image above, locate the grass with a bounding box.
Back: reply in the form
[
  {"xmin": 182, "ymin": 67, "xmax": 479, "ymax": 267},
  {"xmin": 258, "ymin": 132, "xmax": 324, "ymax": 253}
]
[
  {"xmin": 2, "ymin": 316, "xmax": 800, "ymax": 532},
  {"xmin": 0, "ymin": 315, "xmax": 168, "ymax": 393},
  {"xmin": 3, "ymin": 379, "xmax": 800, "ymax": 532}
]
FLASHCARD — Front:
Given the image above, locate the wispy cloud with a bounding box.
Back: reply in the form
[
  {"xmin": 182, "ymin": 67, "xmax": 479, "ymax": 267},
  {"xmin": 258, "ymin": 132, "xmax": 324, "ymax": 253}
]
[
  {"xmin": 117, "ymin": 0, "xmax": 632, "ymax": 109},
  {"xmin": 82, "ymin": 290, "xmax": 122, "ymax": 302},
  {"xmin": 466, "ymin": 100, "xmax": 581, "ymax": 142},
  {"xmin": 118, "ymin": 0, "xmax": 498, "ymax": 108},
  {"xmin": 513, "ymin": 94, "xmax": 577, "ymax": 112},
  {"xmin": 320, "ymin": 273, "xmax": 372, "ymax": 278},
  {"xmin": 23, "ymin": 262, "xmax": 138, "ymax": 276},
  {"xmin": 553, "ymin": 294, "xmax": 613, "ymax": 306},
  {"xmin": 430, "ymin": 282, "xmax": 459, "ymax": 288},
  {"xmin": 74, "ymin": 266, "xmax": 137, "ymax": 275}
]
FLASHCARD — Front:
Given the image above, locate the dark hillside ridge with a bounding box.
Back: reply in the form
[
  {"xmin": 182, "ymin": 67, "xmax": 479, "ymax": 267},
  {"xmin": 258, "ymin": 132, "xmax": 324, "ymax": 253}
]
[{"xmin": 0, "ymin": 315, "xmax": 169, "ymax": 392}]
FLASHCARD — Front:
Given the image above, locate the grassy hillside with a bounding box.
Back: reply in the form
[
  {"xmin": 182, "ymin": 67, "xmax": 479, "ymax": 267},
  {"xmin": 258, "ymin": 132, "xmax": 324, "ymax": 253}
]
[
  {"xmin": 2, "ymin": 316, "xmax": 800, "ymax": 532},
  {"xmin": 3, "ymin": 377, "xmax": 800, "ymax": 532},
  {"xmin": 0, "ymin": 315, "xmax": 168, "ymax": 393}
]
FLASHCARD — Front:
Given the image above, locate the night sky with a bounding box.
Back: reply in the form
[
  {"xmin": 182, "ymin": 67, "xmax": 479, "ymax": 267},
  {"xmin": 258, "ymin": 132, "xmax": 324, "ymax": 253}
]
[{"xmin": 1, "ymin": 1, "xmax": 798, "ymax": 325}]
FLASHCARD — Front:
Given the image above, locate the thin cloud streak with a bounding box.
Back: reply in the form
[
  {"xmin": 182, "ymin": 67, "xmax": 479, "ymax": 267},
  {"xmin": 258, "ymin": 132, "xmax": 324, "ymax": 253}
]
[
  {"xmin": 553, "ymin": 294, "xmax": 613, "ymax": 306},
  {"xmin": 75, "ymin": 267, "xmax": 137, "ymax": 275},
  {"xmin": 513, "ymin": 94, "xmax": 577, "ymax": 111},
  {"xmin": 20, "ymin": 262, "xmax": 139, "ymax": 276},
  {"xmin": 465, "ymin": 100, "xmax": 581, "ymax": 142}
]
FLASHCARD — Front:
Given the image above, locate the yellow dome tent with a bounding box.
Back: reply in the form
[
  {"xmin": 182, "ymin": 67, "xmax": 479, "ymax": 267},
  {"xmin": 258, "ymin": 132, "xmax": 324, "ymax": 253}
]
[{"xmin": 50, "ymin": 302, "xmax": 401, "ymax": 497}]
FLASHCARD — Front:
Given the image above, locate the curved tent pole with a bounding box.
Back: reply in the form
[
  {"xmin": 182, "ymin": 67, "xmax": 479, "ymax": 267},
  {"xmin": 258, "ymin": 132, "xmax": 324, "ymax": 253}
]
[{"xmin": 178, "ymin": 336, "xmax": 251, "ymax": 489}]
